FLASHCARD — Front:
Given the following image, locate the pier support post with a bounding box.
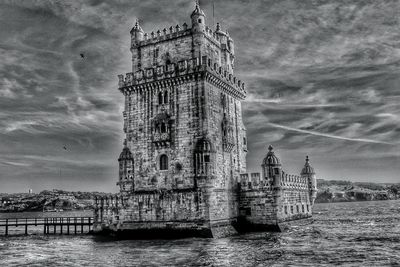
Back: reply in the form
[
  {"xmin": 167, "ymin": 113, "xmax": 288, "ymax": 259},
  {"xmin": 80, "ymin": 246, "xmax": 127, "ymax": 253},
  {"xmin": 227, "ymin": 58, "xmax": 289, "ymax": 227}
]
[
  {"xmin": 53, "ymin": 218, "xmax": 56, "ymax": 234},
  {"xmin": 25, "ymin": 218, "xmax": 28, "ymax": 235},
  {"xmin": 74, "ymin": 218, "xmax": 77, "ymax": 234},
  {"xmin": 5, "ymin": 219, "xmax": 8, "ymax": 236}
]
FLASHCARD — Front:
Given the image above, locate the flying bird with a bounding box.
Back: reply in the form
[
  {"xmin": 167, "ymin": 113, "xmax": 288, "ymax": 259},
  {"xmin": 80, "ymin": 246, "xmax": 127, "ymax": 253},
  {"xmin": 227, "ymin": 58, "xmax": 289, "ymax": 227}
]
[
  {"xmin": 63, "ymin": 145, "xmax": 67, "ymax": 150},
  {"xmin": 80, "ymin": 53, "xmax": 85, "ymax": 59}
]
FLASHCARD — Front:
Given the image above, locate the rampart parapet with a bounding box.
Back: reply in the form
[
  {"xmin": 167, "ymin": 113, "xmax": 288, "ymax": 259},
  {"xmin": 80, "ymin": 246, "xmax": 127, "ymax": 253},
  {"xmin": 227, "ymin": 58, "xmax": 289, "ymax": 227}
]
[{"xmin": 117, "ymin": 56, "xmax": 245, "ymax": 99}]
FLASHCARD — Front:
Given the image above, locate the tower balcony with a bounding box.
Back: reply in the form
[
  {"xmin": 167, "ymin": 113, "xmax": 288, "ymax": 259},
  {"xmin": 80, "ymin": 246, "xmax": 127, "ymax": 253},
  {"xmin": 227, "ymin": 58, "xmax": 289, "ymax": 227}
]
[
  {"xmin": 152, "ymin": 132, "xmax": 171, "ymax": 147},
  {"xmin": 222, "ymin": 136, "xmax": 235, "ymax": 152}
]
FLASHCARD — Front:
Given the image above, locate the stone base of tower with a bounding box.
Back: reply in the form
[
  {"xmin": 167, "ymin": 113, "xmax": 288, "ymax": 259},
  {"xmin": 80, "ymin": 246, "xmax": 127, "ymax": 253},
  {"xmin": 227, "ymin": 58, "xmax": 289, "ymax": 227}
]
[
  {"xmin": 93, "ymin": 221, "xmax": 212, "ymax": 238},
  {"xmin": 92, "ymin": 219, "xmax": 240, "ymax": 239},
  {"xmin": 234, "ymin": 214, "xmax": 313, "ymax": 233}
]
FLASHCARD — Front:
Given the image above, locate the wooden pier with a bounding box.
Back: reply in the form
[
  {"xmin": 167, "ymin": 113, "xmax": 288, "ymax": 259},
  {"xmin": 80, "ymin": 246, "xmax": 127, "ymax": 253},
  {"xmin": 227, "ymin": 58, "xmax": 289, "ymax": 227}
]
[{"xmin": 0, "ymin": 217, "xmax": 93, "ymax": 236}]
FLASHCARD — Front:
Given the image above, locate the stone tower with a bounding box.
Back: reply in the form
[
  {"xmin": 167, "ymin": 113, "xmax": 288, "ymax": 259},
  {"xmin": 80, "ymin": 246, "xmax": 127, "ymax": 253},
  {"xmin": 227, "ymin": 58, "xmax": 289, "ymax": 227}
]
[
  {"xmin": 113, "ymin": 2, "xmax": 247, "ymax": 236},
  {"xmin": 94, "ymin": 2, "xmax": 316, "ymax": 238}
]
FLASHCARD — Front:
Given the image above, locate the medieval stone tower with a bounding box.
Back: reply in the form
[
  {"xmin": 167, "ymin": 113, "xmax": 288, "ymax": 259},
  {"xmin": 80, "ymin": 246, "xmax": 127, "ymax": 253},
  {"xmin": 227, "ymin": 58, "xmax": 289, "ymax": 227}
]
[
  {"xmin": 112, "ymin": 2, "xmax": 246, "ymax": 236},
  {"xmin": 94, "ymin": 2, "xmax": 316, "ymax": 238}
]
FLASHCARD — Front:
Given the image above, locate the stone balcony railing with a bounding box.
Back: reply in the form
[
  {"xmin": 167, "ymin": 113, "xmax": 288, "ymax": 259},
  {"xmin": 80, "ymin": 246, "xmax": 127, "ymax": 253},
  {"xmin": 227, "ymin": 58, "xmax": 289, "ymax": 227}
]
[
  {"xmin": 152, "ymin": 132, "xmax": 171, "ymax": 147},
  {"xmin": 117, "ymin": 56, "xmax": 246, "ymax": 99},
  {"xmin": 239, "ymin": 170, "xmax": 310, "ymax": 191},
  {"xmin": 222, "ymin": 135, "xmax": 235, "ymax": 152}
]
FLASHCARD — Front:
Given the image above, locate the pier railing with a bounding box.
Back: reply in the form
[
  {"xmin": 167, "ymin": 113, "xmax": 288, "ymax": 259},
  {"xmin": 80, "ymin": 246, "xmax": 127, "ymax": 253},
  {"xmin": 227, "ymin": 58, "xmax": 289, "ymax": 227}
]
[{"xmin": 0, "ymin": 217, "xmax": 93, "ymax": 236}]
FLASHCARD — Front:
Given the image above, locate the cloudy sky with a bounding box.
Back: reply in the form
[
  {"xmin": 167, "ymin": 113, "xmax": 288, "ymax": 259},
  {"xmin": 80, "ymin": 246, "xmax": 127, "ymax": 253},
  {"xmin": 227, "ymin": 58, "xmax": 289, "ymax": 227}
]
[{"xmin": 0, "ymin": 0, "xmax": 399, "ymax": 193}]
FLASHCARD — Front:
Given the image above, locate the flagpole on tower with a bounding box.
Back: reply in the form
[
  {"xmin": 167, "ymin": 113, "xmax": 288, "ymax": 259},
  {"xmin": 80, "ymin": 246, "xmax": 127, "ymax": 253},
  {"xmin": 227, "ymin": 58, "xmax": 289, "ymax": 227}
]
[{"xmin": 212, "ymin": 0, "xmax": 215, "ymax": 27}]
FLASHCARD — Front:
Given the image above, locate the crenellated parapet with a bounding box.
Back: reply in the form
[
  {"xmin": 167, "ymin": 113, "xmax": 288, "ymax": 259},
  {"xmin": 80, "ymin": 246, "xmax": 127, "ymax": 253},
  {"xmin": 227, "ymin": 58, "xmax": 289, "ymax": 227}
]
[
  {"xmin": 240, "ymin": 170, "xmax": 309, "ymax": 191},
  {"xmin": 132, "ymin": 22, "xmax": 234, "ymax": 54},
  {"xmin": 240, "ymin": 172, "xmax": 272, "ymax": 191},
  {"xmin": 133, "ymin": 23, "xmax": 191, "ymax": 48},
  {"xmin": 94, "ymin": 194, "xmax": 125, "ymax": 210},
  {"xmin": 280, "ymin": 171, "xmax": 309, "ymax": 190},
  {"xmin": 117, "ymin": 55, "xmax": 246, "ymax": 99}
]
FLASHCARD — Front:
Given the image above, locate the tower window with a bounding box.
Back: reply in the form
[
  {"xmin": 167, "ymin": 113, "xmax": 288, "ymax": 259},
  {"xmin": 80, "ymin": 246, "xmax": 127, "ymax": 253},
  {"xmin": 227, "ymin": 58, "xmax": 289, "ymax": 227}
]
[
  {"xmin": 158, "ymin": 92, "xmax": 163, "ymax": 105},
  {"xmin": 159, "ymin": 154, "xmax": 168, "ymax": 170},
  {"xmin": 243, "ymin": 137, "xmax": 247, "ymax": 145},
  {"xmin": 160, "ymin": 122, "xmax": 167, "ymax": 133},
  {"xmin": 198, "ymin": 19, "xmax": 202, "ymax": 23},
  {"xmin": 164, "ymin": 91, "xmax": 168, "ymax": 104}
]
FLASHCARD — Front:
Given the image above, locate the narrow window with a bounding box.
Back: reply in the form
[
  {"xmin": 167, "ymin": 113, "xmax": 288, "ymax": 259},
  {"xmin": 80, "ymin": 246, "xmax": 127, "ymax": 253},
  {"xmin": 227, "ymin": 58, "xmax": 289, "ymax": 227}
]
[
  {"xmin": 284, "ymin": 206, "xmax": 288, "ymax": 215},
  {"xmin": 160, "ymin": 123, "xmax": 167, "ymax": 133},
  {"xmin": 296, "ymin": 205, "xmax": 299, "ymax": 213},
  {"xmin": 160, "ymin": 154, "xmax": 168, "ymax": 170},
  {"xmin": 164, "ymin": 91, "xmax": 168, "ymax": 104},
  {"xmin": 290, "ymin": 206, "xmax": 294, "ymax": 214},
  {"xmin": 165, "ymin": 52, "xmax": 171, "ymax": 64},
  {"xmin": 274, "ymin": 168, "xmax": 280, "ymax": 175},
  {"xmin": 243, "ymin": 137, "xmax": 247, "ymax": 145},
  {"xmin": 302, "ymin": 204, "xmax": 305, "ymax": 213},
  {"xmin": 158, "ymin": 92, "xmax": 163, "ymax": 105},
  {"xmin": 198, "ymin": 19, "xmax": 202, "ymax": 23}
]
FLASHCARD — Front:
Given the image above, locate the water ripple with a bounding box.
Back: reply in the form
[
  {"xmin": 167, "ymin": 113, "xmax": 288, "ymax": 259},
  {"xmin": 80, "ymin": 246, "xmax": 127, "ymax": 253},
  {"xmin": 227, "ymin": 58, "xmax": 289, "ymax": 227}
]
[{"xmin": 0, "ymin": 200, "xmax": 399, "ymax": 266}]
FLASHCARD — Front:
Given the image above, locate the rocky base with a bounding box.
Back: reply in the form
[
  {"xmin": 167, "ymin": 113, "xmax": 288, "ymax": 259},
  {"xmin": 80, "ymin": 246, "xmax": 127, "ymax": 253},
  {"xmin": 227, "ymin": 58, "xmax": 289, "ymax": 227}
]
[{"xmin": 93, "ymin": 217, "xmax": 316, "ymax": 239}]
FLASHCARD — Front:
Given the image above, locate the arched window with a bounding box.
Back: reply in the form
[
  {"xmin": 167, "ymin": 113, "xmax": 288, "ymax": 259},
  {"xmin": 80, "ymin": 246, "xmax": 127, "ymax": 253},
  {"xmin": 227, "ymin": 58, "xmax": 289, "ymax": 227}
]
[
  {"xmin": 160, "ymin": 122, "xmax": 167, "ymax": 133},
  {"xmin": 194, "ymin": 138, "xmax": 214, "ymax": 176},
  {"xmin": 165, "ymin": 52, "xmax": 171, "ymax": 65},
  {"xmin": 159, "ymin": 154, "xmax": 168, "ymax": 170},
  {"xmin": 164, "ymin": 91, "xmax": 168, "ymax": 104},
  {"xmin": 158, "ymin": 92, "xmax": 163, "ymax": 105}
]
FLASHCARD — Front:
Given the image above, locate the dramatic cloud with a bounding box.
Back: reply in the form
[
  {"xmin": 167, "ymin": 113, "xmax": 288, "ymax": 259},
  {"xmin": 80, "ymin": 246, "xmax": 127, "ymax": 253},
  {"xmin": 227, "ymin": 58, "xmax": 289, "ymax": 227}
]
[{"xmin": 0, "ymin": 0, "xmax": 399, "ymax": 192}]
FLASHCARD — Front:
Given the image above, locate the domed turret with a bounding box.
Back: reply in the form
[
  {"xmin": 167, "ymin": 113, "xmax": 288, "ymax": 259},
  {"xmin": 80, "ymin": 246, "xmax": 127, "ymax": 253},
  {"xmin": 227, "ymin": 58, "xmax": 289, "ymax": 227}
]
[
  {"xmin": 191, "ymin": 1, "xmax": 206, "ymax": 33},
  {"xmin": 118, "ymin": 140, "xmax": 134, "ymax": 191},
  {"xmin": 130, "ymin": 19, "xmax": 144, "ymax": 47},
  {"xmin": 118, "ymin": 143, "xmax": 133, "ymax": 162},
  {"xmin": 262, "ymin": 145, "xmax": 282, "ymax": 187},
  {"xmin": 301, "ymin": 156, "xmax": 315, "ymax": 175},
  {"xmin": 215, "ymin": 22, "xmax": 227, "ymax": 42},
  {"xmin": 263, "ymin": 145, "xmax": 281, "ymax": 166},
  {"xmin": 301, "ymin": 156, "xmax": 317, "ymax": 204}
]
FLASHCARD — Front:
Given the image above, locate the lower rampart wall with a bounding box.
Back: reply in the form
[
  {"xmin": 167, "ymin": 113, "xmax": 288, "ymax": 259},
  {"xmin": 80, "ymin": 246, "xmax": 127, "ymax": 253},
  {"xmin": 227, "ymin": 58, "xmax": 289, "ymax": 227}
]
[{"xmin": 278, "ymin": 188, "xmax": 312, "ymax": 221}]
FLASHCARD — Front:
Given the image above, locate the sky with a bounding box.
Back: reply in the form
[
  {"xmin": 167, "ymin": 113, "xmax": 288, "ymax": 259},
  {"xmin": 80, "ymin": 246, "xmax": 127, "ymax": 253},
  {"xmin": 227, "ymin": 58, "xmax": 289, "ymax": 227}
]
[{"xmin": 0, "ymin": 0, "xmax": 399, "ymax": 193}]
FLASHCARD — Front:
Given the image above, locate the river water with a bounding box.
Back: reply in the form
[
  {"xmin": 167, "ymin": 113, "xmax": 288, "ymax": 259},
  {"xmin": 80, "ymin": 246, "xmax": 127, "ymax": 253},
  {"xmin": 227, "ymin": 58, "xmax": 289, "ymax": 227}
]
[{"xmin": 0, "ymin": 200, "xmax": 399, "ymax": 266}]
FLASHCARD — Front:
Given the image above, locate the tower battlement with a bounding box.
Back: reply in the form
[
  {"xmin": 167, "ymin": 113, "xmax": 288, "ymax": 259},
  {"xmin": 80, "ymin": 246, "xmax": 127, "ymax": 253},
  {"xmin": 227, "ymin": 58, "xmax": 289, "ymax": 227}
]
[
  {"xmin": 134, "ymin": 23, "xmax": 233, "ymax": 53},
  {"xmin": 118, "ymin": 55, "xmax": 245, "ymax": 99},
  {"xmin": 133, "ymin": 23, "xmax": 191, "ymax": 47}
]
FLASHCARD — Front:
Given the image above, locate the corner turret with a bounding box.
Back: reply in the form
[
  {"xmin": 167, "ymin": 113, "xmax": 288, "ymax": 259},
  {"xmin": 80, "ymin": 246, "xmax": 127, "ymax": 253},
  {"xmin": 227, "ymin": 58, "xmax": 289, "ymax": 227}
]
[
  {"xmin": 191, "ymin": 1, "xmax": 206, "ymax": 33},
  {"xmin": 130, "ymin": 19, "xmax": 144, "ymax": 48},
  {"xmin": 118, "ymin": 139, "xmax": 134, "ymax": 192},
  {"xmin": 301, "ymin": 156, "xmax": 317, "ymax": 204},
  {"xmin": 262, "ymin": 145, "xmax": 282, "ymax": 187}
]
